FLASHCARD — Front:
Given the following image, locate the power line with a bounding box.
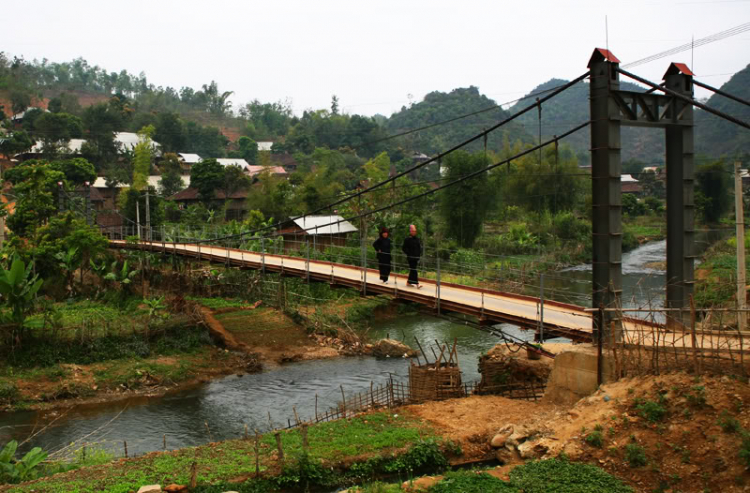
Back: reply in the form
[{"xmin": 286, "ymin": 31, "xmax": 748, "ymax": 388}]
[{"xmin": 622, "ymin": 22, "xmax": 750, "ymax": 69}]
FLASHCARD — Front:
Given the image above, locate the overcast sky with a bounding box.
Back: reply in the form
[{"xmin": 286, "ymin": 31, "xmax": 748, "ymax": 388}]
[{"xmin": 4, "ymin": 0, "xmax": 749, "ymax": 117}]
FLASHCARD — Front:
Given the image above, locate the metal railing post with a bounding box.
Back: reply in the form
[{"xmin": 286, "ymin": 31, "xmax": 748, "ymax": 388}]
[
  {"xmin": 306, "ymin": 240, "xmax": 310, "ymax": 283},
  {"xmin": 436, "ymin": 252, "xmax": 441, "ymax": 314},
  {"xmin": 261, "ymin": 238, "xmax": 266, "ymax": 276},
  {"xmin": 539, "ymin": 274, "xmax": 545, "ymax": 342}
]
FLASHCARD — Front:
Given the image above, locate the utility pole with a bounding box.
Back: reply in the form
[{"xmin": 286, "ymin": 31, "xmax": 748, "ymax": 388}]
[
  {"xmin": 136, "ymin": 197, "xmax": 141, "ymax": 240},
  {"xmin": 145, "ymin": 191, "xmax": 151, "ymax": 241},
  {"xmin": 735, "ymin": 162, "xmax": 747, "ymax": 333}
]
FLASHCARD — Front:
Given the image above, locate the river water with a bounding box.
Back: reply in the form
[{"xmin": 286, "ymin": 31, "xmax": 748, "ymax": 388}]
[{"xmin": 0, "ymin": 237, "xmax": 719, "ymax": 458}]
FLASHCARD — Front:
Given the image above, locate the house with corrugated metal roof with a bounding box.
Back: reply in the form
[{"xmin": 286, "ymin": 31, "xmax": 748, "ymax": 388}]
[{"xmin": 275, "ymin": 215, "xmax": 358, "ymax": 253}]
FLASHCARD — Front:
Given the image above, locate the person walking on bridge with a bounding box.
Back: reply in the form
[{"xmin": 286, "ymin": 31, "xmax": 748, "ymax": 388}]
[
  {"xmin": 402, "ymin": 224, "xmax": 422, "ymax": 289},
  {"xmin": 373, "ymin": 226, "xmax": 392, "ymax": 284}
]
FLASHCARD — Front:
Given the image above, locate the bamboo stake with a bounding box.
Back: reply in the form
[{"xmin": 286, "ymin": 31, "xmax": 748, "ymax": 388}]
[
  {"xmin": 124, "ymin": 441, "xmax": 128, "ymax": 458},
  {"xmin": 190, "ymin": 462, "xmax": 197, "ymax": 489},
  {"xmin": 340, "ymin": 384, "xmax": 346, "ymax": 414},
  {"xmin": 254, "ymin": 430, "xmax": 260, "ymax": 476},
  {"xmin": 274, "ymin": 432, "xmax": 284, "ymax": 463},
  {"xmin": 301, "ymin": 423, "xmax": 309, "ymax": 451}
]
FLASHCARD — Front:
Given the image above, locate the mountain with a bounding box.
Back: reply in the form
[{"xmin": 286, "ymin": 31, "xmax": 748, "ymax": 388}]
[
  {"xmin": 509, "ymin": 63, "xmax": 750, "ymax": 165},
  {"xmin": 385, "ymin": 86, "xmax": 533, "ymax": 155},
  {"xmin": 507, "ymin": 78, "xmax": 667, "ymax": 165},
  {"xmin": 695, "ymin": 63, "xmax": 750, "ymax": 158}
]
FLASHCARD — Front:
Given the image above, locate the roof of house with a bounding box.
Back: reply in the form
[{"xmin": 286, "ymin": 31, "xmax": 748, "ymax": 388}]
[
  {"xmin": 257, "ymin": 141, "xmax": 274, "ymax": 152},
  {"xmin": 289, "ymin": 215, "xmax": 358, "ymax": 235},
  {"xmin": 622, "ymin": 182, "xmax": 643, "ymax": 193},
  {"xmin": 178, "ymin": 153, "xmax": 202, "ymax": 164},
  {"xmin": 11, "ymin": 108, "xmax": 49, "ymax": 121},
  {"xmin": 21, "ymin": 132, "xmax": 160, "ymax": 156},
  {"xmin": 216, "ymin": 158, "xmax": 250, "ymax": 170},
  {"xmin": 269, "ymin": 153, "xmax": 299, "ymax": 168},
  {"xmin": 92, "ymin": 175, "xmax": 190, "ymax": 189},
  {"xmin": 247, "ymin": 165, "xmax": 287, "ymax": 177},
  {"xmin": 621, "ymin": 174, "xmax": 639, "ymax": 183},
  {"xmin": 168, "ymin": 187, "xmax": 249, "ymax": 201}
]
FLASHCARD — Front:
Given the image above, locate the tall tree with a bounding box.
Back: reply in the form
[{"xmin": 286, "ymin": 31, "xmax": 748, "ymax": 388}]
[
  {"xmin": 132, "ymin": 125, "xmax": 155, "ymax": 191},
  {"xmin": 695, "ymin": 161, "xmax": 732, "ymax": 223},
  {"xmin": 33, "ymin": 112, "xmax": 83, "ymax": 156},
  {"xmin": 190, "ymin": 158, "xmax": 225, "ymax": 202},
  {"xmin": 439, "ymin": 151, "xmax": 493, "ymax": 247}
]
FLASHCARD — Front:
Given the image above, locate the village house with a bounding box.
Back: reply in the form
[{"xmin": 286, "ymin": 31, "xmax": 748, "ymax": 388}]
[{"xmin": 274, "ymin": 215, "xmax": 358, "ymax": 253}]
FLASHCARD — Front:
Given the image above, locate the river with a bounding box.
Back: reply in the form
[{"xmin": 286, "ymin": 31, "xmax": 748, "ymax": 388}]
[{"xmin": 0, "ymin": 237, "xmax": 717, "ymax": 458}]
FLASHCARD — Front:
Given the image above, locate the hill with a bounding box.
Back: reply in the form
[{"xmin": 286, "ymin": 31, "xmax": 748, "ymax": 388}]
[
  {"xmin": 695, "ymin": 62, "xmax": 750, "ymax": 157},
  {"xmin": 385, "ymin": 86, "xmax": 533, "ymax": 155},
  {"xmin": 508, "ymin": 78, "xmax": 667, "ymax": 165}
]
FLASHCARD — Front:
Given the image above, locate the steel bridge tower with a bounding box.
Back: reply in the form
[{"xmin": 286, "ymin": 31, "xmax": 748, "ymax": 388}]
[{"xmin": 589, "ymin": 48, "xmax": 695, "ymax": 339}]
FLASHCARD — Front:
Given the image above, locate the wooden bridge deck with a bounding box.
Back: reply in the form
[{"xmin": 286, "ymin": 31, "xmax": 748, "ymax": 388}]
[
  {"xmin": 112, "ymin": 240, "xmax": 742, "ymax": 351},
  {"xmin": 112, "ymin": 240, "xmax": 597, "ymax": 341}
]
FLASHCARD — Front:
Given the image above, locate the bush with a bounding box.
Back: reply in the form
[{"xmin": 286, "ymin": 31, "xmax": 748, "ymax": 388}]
[
  {"xmin": 625, "ymin": 444, "xmax": 647, "ymax": 467},
  {"xmin": 509, "ymin": 458, "xmax": 633, "ymax": 492},
  {"xmin": 585, "ymin": 430, "xmax": 604, "ymax": 448},
  {"xmin": 552, "ymin": 212, "xmax": 591, "ymax": 242},
  {"xmin": 718, "ymin": 412, "xmax": 742, "ymax": 434},
  {"xmin": 0, "ymin": 381, "xmax": 18, "ymax": 405},
  {"xmin": 634, "ymin": 399, "xmax": 668, "ymax": 423},
  {"xmin": 429, "ymin": 470, "xmax": 517, "ymax": 492}
]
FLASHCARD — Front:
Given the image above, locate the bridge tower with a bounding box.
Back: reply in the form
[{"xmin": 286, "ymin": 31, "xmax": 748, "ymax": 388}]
[{"xmin": 588, "ymin": 49, "xmax": 695, "ymax": 339}]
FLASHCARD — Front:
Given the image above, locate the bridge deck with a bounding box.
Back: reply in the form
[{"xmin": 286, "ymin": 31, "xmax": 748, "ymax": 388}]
[{"xmin": 112, "ymin": 241, "xmax": 745, "ymax": 350}]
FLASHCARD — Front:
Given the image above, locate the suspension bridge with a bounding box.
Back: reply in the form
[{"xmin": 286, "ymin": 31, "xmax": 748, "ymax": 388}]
[{"xmin": 97, "ymin": 48, "xmax": 750, "ymax": 348}]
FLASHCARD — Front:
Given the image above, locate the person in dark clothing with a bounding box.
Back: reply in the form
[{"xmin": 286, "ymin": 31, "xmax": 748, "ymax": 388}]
[
  {"xmin": 372, "ymin": 227, "xmax": 392, "ymax": 283},
  {"xmin": 401, "ymin": 224, "xmax": 422, "ymax": 288}
]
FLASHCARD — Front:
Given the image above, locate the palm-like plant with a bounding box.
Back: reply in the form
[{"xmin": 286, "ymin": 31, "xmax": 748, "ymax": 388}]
[{"xmin": 0, "ymin": 256, "xmax": 43, "ymax": 331}]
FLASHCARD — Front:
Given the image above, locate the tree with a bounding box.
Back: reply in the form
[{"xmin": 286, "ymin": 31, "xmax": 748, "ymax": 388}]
[
  {"xmin": 190, "ymin": 158, "xmax": 225, "ymax": 202},
  {"xmin": 132, "ymin": 125, "xmax": 155, "ymax": 190},
  {"xmin": 439, "ymin": 151, "xmax": 493, "ymax": 247},
  {"xmin": 33, "ymin": 112, "xmax": 83, "ymax": 156},
  {"xmin": 4, "ymin": 163, "xmax": 65, "ymax": 237},
  {"xmin": 695, "ymin": 161, "xmax": 732, "ymax": 223},
  {"xmin": 237, "ymin": 136, "xmax": 258, "ymax": 164},
  {"xmin": 0, "ymin": 130, "xmax": 33, "ymax": 159},
  {"xmin": 153, "ymin": 112, "xmax": 185, "ymax": 153},
  {"xmin": 158, "ymin": 153, "xmax": 186, "ymax": 197},
  {"xmin": 222, "ymin": 164, "xmax": 251, "ymax": 197},
  {"xmin": 47, "ymin": 92, "xmax": 81, "ymax": 115},
  {"xmin": 331, "ymin": 95, "xmax": 339, "ymax": 115},
  {"xmin": 50, "ymin": 158, "xmax": 96, "ymax": 186},
  {"xmin": 81, "ymin": 102, "xmax": 124, "ymax": 169},
  {"xmin": 9, "ymin": 91, "xmax": 31, "ymax": 115}
]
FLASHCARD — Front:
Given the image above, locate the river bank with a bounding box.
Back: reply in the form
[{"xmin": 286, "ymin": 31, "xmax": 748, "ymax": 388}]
[
  {"xmin": 6, "ymin": 372, "xmax": 750, "ymax": 493},
  {"xmin": 0, "ymin": 290, "xmax": 399, "ymax": 413}
]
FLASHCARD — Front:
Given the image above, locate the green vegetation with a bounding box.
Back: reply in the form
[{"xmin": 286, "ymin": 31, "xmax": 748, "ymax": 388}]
[
  {"xmin": 624, "ymin": 443, "xmax": 648, "ymax": 467},
  {"xmin": 6, "ymin": 410, "xmax": 441, "ymax": 493}
]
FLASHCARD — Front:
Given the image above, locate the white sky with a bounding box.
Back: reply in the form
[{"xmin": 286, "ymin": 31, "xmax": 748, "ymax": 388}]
[{"xmin": 4, "ymin": 0, "xmax": 749, "ymax": 117}]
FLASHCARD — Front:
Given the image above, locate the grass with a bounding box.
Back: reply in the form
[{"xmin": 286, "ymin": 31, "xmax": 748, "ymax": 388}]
[
  {"xmin": 5, "ymin": 410, "xmax": 435, "ymax": 493},
  {"xmin": 186, "ymin": 297, "xmax": 253, "ymax": 310}
]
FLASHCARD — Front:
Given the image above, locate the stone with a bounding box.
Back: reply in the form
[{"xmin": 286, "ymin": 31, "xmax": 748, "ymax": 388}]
[
  {"xmin": 137, "ymin": 486, "xmax": 162, "ymax": 493},
  {"xmin": 372, "ymin": 339, "xmax": 417, "ymax": 358},
  {"xmin": 518, "ymin": 441, "xmax": 548, "ymax": 459},
  {"xmin": 402, "ymin": 476, "xmax": 442, "ymax": 491},
  {"xmin": 163, "ymin": 485, "xmax": 187, "ymax": 493},
  {"xmin": 490, "ymin": 425, "xmax": 514, "ymax": 448},
  {"xmin": 495, "ymin": 448, "xmax": 517, "ymax": 464}
]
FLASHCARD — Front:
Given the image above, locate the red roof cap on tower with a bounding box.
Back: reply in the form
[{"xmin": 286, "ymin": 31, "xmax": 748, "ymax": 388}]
[
  {"xmin": 588, "ymin": 48, "xmax": 621, "ymax": 68},
  {"xmin": 663, "ymin": 62, "xmax": 694, "ymax": 79}
]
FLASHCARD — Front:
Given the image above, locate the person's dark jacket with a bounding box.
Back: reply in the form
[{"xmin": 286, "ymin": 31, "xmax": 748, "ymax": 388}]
[
  {"xmin": 373, "ymin": 236, "xmax": 392, "ymax": 256},
  {"xmin": 402, "ymin": 236, "xmax": 422, "ymax": 260}
]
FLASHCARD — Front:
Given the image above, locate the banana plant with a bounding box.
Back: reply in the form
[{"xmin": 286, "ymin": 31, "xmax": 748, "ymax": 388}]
[
  {"xmin": 0, "ymin": 256, "xmax": 43, "ymax": 329},
  {"xmin": 103, "ymin": 260, "xmax": 139, "ymax": 297},
  {"xmin": 0, "ymin": 440, "xmax": 48, "ymax": 483},
  {"xmin": 55, "ymin": 247, "xmax": 79, "ymax": 297}
]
